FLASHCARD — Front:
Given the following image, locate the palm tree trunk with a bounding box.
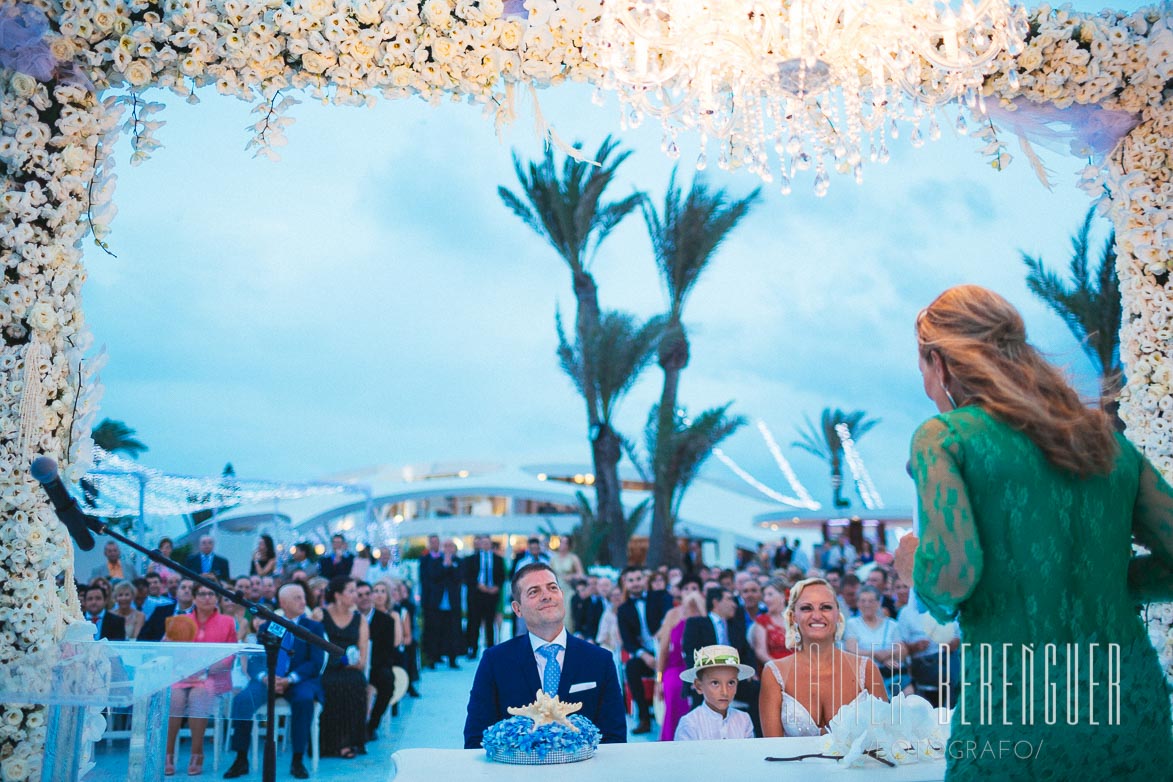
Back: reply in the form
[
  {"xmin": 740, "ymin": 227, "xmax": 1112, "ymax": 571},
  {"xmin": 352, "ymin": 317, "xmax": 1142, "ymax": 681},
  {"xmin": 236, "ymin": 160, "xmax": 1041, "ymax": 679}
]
[
  {"xmin": 571, "ymin": 268, "xmax": 608, "ymax": 564},
  {"xmin": 593, "ymin": 423, "xmax": 627, "ymax": 567},
  {"xmin": 648, "ymin": 322, "xmax": 688, "ymax": 569},
  {"xmin": 831, "ymin": 453, "xmax": 848, "ymax": 509}
]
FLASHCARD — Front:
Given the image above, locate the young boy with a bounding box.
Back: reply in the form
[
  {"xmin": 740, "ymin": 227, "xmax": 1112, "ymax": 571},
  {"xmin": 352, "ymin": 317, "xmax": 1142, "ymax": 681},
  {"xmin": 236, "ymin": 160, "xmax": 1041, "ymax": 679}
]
[{"xmin": 674, "ymin": 644, "xmax": 755, "ymax": 741}]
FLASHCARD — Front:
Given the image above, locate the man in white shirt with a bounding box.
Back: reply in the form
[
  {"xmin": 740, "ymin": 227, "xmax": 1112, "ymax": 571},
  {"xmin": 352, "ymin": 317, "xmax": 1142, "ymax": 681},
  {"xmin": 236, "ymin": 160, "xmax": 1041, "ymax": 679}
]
[{"xmin": 898, "ymin": 589, "xmax": 961, "ymax": 707}]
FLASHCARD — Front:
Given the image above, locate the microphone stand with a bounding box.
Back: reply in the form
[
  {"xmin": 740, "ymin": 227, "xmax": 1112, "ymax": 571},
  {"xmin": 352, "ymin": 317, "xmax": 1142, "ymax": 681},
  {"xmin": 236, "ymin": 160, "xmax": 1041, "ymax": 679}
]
[{"xmin": 89, "ymin": 521, "xmax": 343, "ymax": 782}]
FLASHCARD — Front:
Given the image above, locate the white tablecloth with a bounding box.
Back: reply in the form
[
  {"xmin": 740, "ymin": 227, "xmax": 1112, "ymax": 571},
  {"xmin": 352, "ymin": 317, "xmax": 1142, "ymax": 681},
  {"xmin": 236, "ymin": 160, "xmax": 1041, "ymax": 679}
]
[{"xmin": 390, "ymin": 738, "xmax": 946, "ymax": 781}]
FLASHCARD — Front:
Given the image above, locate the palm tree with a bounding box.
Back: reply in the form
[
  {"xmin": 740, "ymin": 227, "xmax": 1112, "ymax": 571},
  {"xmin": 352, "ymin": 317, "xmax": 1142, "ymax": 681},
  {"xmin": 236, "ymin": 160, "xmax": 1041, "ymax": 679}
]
[
  {"xmin": 642, "ymin": 403, "xmax": 745, "ymax": 565},
  {"xmin": 557, "ymin": 309, "xmax": 665, "ymax": 565},
  {"xmin": 500, "ymin": 137, "xmax": 642, "ymax": 565},
  {"xmin": 91, "ymin": 419, "xmax": 148, "ymax": 457},
  {"xmin": 641, "ymin": 167, "xmax": 760, "ymax": 567},
  {"xmin": 1022, "ymin": 207, "xmax": 1122, "ymax": 424},
  {"xmin": 793, "ymin": 409, "xmax": 880, "ymax": 509}
]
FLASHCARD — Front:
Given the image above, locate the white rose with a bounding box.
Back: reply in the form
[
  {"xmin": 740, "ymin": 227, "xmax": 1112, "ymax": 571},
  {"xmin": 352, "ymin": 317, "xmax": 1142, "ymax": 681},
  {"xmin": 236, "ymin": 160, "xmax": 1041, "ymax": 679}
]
[
  {"xmin": 123, "ymin": 61, "xmax": 152, "ymax": 87},
  {"xmin": 301, "ymin": 51, "xmax": 331, "ymax": 73},
  {"xmin": 9, "ymin": 73, "xmax": 36, "ymax": 98},
  {"xmin": 27, "ymin": 302, "xmax": 57, "ymax": 333}
]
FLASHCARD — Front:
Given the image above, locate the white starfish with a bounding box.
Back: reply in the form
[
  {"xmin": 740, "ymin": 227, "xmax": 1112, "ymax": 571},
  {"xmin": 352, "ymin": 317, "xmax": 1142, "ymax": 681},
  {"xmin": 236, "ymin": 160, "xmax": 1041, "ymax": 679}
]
[{"xmin": 508, "ymin": 691, "xmax": 583, "ymax": 731}]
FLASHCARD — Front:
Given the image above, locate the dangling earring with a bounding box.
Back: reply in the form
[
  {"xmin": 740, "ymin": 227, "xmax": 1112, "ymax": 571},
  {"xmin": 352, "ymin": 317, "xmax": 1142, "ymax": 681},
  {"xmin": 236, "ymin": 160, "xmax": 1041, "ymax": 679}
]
[{"xmin": 941, "ymin": 383, "xmax": 957, "ymax": 410}]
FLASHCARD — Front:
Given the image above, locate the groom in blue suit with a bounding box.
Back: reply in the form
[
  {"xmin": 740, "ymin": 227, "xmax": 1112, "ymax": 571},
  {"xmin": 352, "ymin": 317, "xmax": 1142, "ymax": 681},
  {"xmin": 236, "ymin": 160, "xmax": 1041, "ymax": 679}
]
[
  {"xmin": 224, "ymin": 583, "xmax": 325, "ymax": 780},
  {"xmin": 464, "ymin": 563, "xmax": 627, "ymax": 749}
]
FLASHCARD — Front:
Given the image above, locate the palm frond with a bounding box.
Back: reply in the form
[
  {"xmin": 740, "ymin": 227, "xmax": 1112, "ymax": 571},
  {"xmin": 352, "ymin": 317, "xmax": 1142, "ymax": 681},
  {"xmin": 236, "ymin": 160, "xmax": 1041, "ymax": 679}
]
[
  {"xmin": 500, "ymin": 136, "xmax": 639, "ymax": 274},
  {"xmin": 588, "ymin": 311, "xmax": 666, "ymax": 423},
  {"xmin": 1022, "ymin": 206, "xmax": 1122, "ymax": 379},
  {"xmin": 642, "ymin": 167, "xmax": 761, "ymax": 317},
  {"xmin": 91, "ymin": 418, "xmax": 148, "ymax": 457}
]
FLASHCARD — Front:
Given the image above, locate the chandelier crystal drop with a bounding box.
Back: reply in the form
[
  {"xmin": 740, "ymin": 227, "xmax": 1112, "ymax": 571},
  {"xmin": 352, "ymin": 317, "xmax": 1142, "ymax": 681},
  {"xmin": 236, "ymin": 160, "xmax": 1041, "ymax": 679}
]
[{"xmin": 586, "ymin": 1, "xmax": 1029, "ymax": 195}]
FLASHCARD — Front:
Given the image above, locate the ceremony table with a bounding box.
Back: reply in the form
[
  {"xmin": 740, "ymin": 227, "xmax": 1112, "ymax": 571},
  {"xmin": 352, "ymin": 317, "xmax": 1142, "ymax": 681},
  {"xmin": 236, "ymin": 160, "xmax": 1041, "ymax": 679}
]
[{"xmin": 390, "ymin": 737, "xmax": 946, "ymax": 781}]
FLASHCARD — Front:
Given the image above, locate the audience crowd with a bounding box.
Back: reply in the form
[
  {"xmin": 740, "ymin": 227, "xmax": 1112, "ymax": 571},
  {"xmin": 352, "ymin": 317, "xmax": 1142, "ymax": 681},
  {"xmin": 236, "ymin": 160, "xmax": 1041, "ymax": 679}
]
[{"xmin": 76, "ymin": 528, "xmax": 960, "ymax": 775}]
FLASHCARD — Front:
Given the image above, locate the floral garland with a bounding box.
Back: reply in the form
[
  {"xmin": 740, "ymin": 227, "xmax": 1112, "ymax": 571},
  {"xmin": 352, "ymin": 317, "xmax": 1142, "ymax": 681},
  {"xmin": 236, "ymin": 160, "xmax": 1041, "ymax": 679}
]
[{"xmin": 1, "ymin": 2, "xmax": 1172, "ymax": 779}]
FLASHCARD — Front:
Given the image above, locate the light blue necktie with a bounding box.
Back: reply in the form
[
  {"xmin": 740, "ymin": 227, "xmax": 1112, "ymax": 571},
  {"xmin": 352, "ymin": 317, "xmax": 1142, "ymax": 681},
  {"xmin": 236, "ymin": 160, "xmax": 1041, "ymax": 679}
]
[{"xmin": 538, "ymin": 643, "xmax": 563, "ymax": 696}]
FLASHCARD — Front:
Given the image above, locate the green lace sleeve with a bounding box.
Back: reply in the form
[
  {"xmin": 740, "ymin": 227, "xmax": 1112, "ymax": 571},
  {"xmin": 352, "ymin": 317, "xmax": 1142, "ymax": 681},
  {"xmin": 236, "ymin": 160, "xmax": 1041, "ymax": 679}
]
[
  {"xmin": 909, "ymin": 416, "xmax": 983, "ymax": 623},
  {"xmin": 1129, "ymin": 450, "xmax": 1173, "ymax": 603}
]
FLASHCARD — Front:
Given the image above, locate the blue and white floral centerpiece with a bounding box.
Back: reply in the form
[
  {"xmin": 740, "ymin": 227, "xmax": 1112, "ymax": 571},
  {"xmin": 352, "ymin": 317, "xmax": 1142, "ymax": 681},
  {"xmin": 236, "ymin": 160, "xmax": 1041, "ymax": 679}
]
[{"xmin": 482, "ymin": 691, "xmax": 600, "ymax": 765}]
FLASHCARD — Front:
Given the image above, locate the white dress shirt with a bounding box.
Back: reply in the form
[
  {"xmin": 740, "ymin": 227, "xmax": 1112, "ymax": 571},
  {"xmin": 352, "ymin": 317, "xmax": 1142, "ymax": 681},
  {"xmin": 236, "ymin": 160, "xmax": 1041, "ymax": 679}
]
[
  {"xmin": 528, "ymin": 628, "xmax": 568, "ymax": 692},
  {"xmin": 674, "ymin": 703, "xmax": 754, "ymax": 741}
]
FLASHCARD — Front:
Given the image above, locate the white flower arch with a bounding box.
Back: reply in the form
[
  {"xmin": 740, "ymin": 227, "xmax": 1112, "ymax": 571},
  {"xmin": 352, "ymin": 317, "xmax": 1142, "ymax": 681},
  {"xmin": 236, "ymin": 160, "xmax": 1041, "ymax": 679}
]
[{"xmin": 1, "ymin": 1, "xmax": 1171, "ymax": 775}]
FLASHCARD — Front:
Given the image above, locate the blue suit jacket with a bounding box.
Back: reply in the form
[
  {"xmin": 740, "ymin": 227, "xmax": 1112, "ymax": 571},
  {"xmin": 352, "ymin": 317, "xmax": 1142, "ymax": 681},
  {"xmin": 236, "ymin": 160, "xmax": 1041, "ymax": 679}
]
[
  {"xmin": 248, "ymin": 616, "xmax": 327, "ymax": 702},
  {"xmin": 463, "ymin": 633, "xmax": 626, "ymax": 749}
]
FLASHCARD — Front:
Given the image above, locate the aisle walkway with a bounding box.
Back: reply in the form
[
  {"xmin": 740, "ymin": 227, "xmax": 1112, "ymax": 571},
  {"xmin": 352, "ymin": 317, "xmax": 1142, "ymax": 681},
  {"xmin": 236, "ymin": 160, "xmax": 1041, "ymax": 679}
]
[{"xmin": 87, "ymin": 651, "xmax": 656, "ymax": 780}]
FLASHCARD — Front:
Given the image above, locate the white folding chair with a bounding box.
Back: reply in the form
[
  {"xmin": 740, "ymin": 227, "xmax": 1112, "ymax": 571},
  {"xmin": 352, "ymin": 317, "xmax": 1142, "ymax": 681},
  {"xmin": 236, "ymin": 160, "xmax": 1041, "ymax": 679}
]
[{"xmin": 249, "ymin": 699, "xmax": 322, "ymax": 773}]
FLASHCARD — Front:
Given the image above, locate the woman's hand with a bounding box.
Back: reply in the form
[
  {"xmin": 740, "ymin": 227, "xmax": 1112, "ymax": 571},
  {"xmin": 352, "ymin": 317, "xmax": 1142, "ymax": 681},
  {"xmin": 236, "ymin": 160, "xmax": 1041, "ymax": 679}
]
[{"xmin": 894, "ymin": 533, "xmax": 919, "ymax": 586}]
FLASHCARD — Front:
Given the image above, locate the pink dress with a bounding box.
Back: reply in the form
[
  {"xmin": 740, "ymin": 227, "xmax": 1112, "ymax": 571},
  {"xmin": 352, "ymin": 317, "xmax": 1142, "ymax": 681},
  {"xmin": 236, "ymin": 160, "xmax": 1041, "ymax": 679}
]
[
  {"xmin": 174, "ymin": 611, "xmax": 239, "ymax": 695},
  {"xmin": 661, "ymin": 620, "xmax": 691, "ymax": 741}
]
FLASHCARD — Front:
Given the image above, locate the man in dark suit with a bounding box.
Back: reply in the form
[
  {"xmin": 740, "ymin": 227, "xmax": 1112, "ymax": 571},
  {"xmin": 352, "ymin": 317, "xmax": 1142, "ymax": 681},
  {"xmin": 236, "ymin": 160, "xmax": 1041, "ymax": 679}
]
[
  {"xmin": 83, "ymin": 584, "xmax": 125, "ymax": 640},
  {"xmin": 463, "ymin": 534, "xmax": 505, "ymax": 658},
  {"xmin": 570, "ymin": 579, "xmax": 604, "ymax": 640},
  {"xmin": 317, "ymin": 533, "xmax": 355, "ymax": 580},
  {"xmin": 137, "ymin": 578, "xmax": 193, "ymax": 641},
  {"xmin": 224, "ymin": 583, "xmax": 325, "ymax": 780},
  {"xmin": 416, "ymin": 534, "xmax": 443, "ymax": 667},
  {"xmin": 463, "ymin": 563, "xmax": 626, "ymax": 749},
  {"xmin": 616, "ymin": 567, "xmax": 672, "ymax": 734},
  {"xmin": 357, "ymin": 580, "xmax": 400, "ymax": 740},
  {"xmin": 426, "ymin": 538, "xmax": 464, "ymax": 669},
  {"xmin": 185, "ymin": 535, "xmax": 230, "ymax": 582},
  {"xmin": 682, "ymin": 586, "xmax": 761, "ymax": 736}
]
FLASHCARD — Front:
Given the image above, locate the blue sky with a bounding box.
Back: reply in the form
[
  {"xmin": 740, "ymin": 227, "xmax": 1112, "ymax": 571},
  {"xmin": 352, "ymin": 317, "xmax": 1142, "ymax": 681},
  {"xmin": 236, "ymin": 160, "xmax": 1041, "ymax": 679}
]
[{"xmin": 82, "ymin": 1, "xmax": 1142, "ymax": 516}]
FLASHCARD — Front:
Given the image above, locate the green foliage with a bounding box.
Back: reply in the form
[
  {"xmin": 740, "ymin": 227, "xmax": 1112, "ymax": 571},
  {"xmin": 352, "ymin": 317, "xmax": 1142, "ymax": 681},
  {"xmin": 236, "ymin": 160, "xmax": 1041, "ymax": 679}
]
[
  {"xmin": 641, "ymin": 168, "xmax": 761, "ymax": 319},
  {"xmin": 1022, "ymin": 206, "xmax": 1122, "ymax": 405},
  {"xmin": 91, "ymin": 418, "xmax": 148, "ymax": 457},
  {"xmin": 646, "ymin": 403, "xmax": 746, "ymax": 517},
  {"xmin": 793, "ymin": 408, "xmax": 880, "ymax": 509},
  {"xmin": 556, "ymin": 309, "xmax": 666, "ymax": 424},
  {"xmin": 498, "ymin": 136, "xmax": 642, "ymax": 273}
]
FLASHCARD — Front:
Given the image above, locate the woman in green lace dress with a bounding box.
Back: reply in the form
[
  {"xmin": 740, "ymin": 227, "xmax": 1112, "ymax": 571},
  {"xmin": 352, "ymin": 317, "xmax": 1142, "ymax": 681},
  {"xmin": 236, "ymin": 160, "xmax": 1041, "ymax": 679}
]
[{"xmin": 894, "ymin": 285, "xmax": 1173, "ymax": 781}]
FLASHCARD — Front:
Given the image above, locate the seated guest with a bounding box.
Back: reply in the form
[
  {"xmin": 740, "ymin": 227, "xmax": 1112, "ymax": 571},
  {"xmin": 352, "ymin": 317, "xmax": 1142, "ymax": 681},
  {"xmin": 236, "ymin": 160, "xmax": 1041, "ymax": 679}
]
[
  {"xmin": 594, "ymin": 586, "xmax": 624, "ymax": 653},
  {"xmin": 356, "ymin": 580, "xmax": 402, "ymax": 740},
  {"xmin": 224, "ymin": 583, "xmax": 325, "ymax": 780},
  {"xmin": 91, "ymin": 541, "xmax": 138, "ymax": 583},
  {"xmin": 185, "ymin": 535, "xmax": 230, "ymax": 581},
  {"xmin": 750, "ymin": 578, "xmax": 792, "ymax": 666},
  {"xmin": 164, "ymin": 584, "xmax": 236, "ymax": 776},
  {"xmin": 897, "ymin": 588, "xmax": 961, "ymax": 708},
  {"xmin": 674, "ymin": 645, "xmax": 756, "ymax": 741},
  {"xmin": 390, "ymin": 581, "xmax": 420, "ymax": 697},
  {"xmin": 463, "ymin": 563, "xmax": 626, "ymax": 749},
  {"xmin": 320, "ymin": 576, "xmax": 369, "ymax": 759},
  {"xmin": 843, "ymin": 585, "xmax": 906, "ymax": 696},
  {"xmin": 83, "ymin": 584, "xmax": 125, "ymax": 640},
  {"xmin": 110, "ymin": 581, "xmax": 145, "ymax": 640},
  {"xmin": 617, "ymin": 567, "xmax": 672, "ymax": 735},
  {"xmin": 656, "ymin": 587, "xmax": 705, "ymax": 741},
  {"xmin": 138, "ymin": 578, "xmax": 193, "ymax": 642},
  {"xmin": 760, "ymin": 577, "xmax": 888, "ymax": 737},
  {"xmin": 681, "ymin": 586, "xmax": 760, "ymax": 735},
  {"xmin": 148, "ymin": 537, "xmax": 179, "ymax": 583},
  {"xmin": 141, "ymin": 572, "xmax": 174, "ymax": 619},
  {"xmin": 569, "ymin": 578, "xmax": 604, "ymax": 641}
]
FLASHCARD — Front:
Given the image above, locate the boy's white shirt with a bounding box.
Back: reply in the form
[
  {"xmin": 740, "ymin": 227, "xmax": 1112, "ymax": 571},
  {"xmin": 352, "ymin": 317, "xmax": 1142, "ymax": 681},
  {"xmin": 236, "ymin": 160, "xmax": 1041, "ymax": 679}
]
[{"xmin": 673, "ymin": 702, "xmax": 754, "ymax": 741}]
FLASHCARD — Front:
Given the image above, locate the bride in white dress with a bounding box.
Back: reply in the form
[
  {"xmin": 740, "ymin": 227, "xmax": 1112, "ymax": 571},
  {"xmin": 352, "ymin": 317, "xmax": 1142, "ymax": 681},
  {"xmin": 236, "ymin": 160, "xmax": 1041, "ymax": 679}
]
[{"xmin": 759, "ymin": 577, "xmax": 888, "ymax": 736}]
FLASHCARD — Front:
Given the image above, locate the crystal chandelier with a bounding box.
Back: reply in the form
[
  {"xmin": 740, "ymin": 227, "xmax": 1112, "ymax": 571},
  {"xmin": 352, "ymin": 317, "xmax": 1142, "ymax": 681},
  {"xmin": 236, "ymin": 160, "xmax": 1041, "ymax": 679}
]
[{"xmin": 586, "ymin": 1, "xmax": 1029, "ymax": 195}]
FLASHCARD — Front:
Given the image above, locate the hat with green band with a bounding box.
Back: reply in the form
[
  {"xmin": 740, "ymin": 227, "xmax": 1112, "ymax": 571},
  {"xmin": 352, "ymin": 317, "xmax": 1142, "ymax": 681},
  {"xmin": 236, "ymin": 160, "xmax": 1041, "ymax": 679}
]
[{"xmin": 679, "ymin": 644, "xmax": 756, "ymax": 683}]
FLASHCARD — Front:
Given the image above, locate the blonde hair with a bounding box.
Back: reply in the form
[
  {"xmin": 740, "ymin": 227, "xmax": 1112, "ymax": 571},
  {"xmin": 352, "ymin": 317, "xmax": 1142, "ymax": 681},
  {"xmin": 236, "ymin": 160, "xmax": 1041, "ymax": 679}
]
[
  {"xmin": 783, "ymin": 577, "xmax": 844, "ymax": 650},
  {"xmin": 680, "ymin": 591, "xmax": 705, "ymax": 619},
  {"xmin": 917, "ymin": 285, "xmax": 1117, "ymax": 477}
]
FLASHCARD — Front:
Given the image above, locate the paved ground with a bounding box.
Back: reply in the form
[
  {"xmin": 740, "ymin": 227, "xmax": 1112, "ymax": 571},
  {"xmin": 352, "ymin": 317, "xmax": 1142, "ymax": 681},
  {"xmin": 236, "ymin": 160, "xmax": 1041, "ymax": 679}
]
[{"xmin": 88, "ymin": 652, "xmax": 656, "ymax": 780}]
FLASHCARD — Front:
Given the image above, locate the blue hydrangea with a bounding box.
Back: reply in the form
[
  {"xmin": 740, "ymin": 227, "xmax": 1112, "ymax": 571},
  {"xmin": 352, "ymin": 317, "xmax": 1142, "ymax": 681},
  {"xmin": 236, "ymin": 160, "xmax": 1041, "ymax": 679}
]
[{"xmin": 482, "ymin": 714, "xmax": 601, "ymax": 760}]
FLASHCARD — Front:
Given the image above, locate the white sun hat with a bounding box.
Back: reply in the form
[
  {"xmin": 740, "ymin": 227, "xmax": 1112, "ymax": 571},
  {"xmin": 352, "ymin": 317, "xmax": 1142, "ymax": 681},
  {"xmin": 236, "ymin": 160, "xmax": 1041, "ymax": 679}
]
[{"xmin": 679, "ymin": 644, "xmax": 756, "ymax": 683}]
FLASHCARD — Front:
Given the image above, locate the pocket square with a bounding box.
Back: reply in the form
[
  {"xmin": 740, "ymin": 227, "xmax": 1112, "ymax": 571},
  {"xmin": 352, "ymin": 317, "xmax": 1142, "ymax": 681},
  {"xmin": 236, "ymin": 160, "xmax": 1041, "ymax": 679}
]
[{"xmin": 568, "ymin": 681, "xmax": 596, "ymax": 693}]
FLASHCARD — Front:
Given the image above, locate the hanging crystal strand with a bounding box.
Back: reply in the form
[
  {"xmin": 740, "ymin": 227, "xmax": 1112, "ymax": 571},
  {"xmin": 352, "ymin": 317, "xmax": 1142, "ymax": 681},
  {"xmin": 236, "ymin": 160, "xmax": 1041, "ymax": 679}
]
[
  {"xmin": 813, "ymin": 162, "xmax": 830, "ymax": 197},
  {"xmin": 696, "ymin": 133, "xmax": 708, "ymax": 171}
]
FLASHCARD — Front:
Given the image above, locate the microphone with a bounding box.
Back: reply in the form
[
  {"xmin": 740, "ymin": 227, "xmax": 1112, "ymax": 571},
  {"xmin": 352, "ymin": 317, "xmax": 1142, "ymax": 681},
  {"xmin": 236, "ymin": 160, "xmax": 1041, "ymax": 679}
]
[{"xmin": 29, "ymin": 456, "xmax": 98, "ymax": 551}]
